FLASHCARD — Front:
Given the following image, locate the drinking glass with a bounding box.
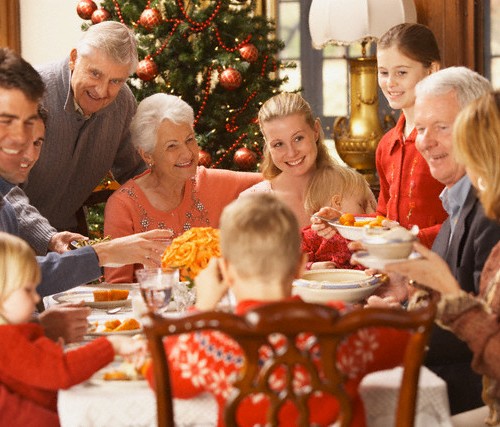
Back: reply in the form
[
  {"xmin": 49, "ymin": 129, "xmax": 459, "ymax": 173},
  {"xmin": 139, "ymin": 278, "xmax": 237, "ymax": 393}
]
[
  {"xmin": 135, "ymin": 267, "xmax": 179, "ymax": 314},
  {"xmin": 172, "ymin": 281, "xmax": 196, "ymax": 312}
]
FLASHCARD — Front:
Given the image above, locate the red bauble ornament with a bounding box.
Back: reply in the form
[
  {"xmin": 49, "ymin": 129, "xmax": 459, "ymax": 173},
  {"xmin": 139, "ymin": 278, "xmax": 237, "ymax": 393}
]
[
  {"xmin": 76, "ymin": 0, "xmax": 97, "ymax": 20},
  {"xmin": 239, "ymin": 44, "xmax": 259, "ymax": 63},
  {"xmin": 219, "ymin": 68, "xmax": 242, "ymax": 91},
  {"xmin": 198, "ymin": 150, "xmax": 212, "ymax": 168},
  {"xmin": 233, "ymin": 147, "xmax": 257, "ymax": 171},
  {"xmin": 91, "ymin": 8, "xmax": 110, "ymax": 24},
  {"xmin": 136, "ymin": 58, "xmax": 159, "ymax": 81},
  {"xmin": 139, "ymin": 8, "xmax": 162, "ymax": 30}
]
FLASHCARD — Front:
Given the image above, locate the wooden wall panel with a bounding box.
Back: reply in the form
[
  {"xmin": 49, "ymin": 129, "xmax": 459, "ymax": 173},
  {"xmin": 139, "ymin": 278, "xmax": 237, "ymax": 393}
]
[
  {"xmin": 414, "ymin": 0, "xmax": 483, "ymax": 73},
  {"xmin": 0, "ymin": 0, "xmax": 20, "ymax": 52}
]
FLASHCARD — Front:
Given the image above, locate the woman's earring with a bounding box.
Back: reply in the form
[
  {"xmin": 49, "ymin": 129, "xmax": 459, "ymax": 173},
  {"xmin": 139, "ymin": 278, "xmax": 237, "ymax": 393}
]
[{"xmin": 478, "ymin": 177, "xmax": 486, "ymax": 192}]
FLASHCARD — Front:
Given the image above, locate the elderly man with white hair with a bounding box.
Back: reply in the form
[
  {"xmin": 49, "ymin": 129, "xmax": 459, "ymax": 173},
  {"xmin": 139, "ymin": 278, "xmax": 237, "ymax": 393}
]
[{"xmin": 391, "ymin": 66, "xmax": 500, "ymax": 415}]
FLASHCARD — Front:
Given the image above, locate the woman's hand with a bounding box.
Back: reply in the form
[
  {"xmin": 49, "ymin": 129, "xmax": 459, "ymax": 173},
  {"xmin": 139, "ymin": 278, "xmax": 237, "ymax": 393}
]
[
  {"xmin": 384, "ymin": 242, "xmax": 461, "ymax": 296},
  {"xmin": 310, "ymin": 207, "xmax": 340, "ymax": 239}
]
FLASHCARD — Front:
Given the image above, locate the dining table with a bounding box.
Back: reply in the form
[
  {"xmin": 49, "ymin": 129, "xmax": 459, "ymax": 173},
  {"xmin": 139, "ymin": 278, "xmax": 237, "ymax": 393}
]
[
  {"xmin": 45, "ymin": 284, "xmax": 453, "ymax": 427},
  {"xmin": 44, "ymin": 283, "xmax": 218, "ymax": 427}
]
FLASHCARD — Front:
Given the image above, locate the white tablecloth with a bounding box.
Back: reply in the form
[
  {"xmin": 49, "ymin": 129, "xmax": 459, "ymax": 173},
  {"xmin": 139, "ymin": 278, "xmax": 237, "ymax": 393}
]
[
  {"xmin": 47, "ymin": 287, "xmax": 451, "ymax": 426},
  {"xmin": 359, "ymin": 366, "xmax": 452, "ymax": 427},
  {"xmin": 58, "ymin": 380, "xmax": 217, "ymax": 427}
]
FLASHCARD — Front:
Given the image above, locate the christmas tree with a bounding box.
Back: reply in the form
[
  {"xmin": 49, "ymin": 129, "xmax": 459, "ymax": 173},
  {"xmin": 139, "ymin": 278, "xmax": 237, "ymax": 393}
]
[{"xmin": 76, "ymin": 0, "xmax": 294, "ymax": 171}]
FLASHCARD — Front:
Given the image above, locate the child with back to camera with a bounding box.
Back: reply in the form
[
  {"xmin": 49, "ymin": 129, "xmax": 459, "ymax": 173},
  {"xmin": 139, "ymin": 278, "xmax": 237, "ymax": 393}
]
[
  {"xmin": 302, "ymin": 164, "xmax": 377, "ymax": 270},
  {"xmin": 0, "ymin": 232, "xmax": 146, "ymax": 426},
  {"xmin": 146, "ymin": 193, "xmax": 410, "ymax": 426}
]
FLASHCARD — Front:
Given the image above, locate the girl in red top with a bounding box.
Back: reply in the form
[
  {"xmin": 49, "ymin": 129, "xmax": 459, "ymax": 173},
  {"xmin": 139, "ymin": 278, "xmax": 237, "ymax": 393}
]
[
  {"xmin": 0, "ymin": 232, "xmax": 146, "ymax": 427},
  {"xmin": 375, "ymin": 23, "xmax": 448, "ymax": 247},
  {"xmin": 302, "ymin": 164, "xmax": 377, "ymax": 270}
]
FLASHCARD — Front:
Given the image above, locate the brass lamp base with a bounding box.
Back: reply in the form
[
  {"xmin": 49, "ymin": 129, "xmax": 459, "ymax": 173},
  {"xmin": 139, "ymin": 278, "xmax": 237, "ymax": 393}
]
[{"xmin": 333, "ymin": 56, "xmax": 385, "ymax": 193}]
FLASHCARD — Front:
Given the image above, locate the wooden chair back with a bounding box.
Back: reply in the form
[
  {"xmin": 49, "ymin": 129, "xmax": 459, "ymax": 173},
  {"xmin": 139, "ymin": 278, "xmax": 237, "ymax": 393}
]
[{"xmin": 143, "ymin": 300, "xmax": 436, "ymax": 427}]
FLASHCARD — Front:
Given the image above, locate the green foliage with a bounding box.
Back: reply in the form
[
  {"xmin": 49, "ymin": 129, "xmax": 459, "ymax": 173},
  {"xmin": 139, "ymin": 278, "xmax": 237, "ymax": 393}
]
[{"xmin": 88, "ymin": 0, "xmax": 293, "ymax": 170}]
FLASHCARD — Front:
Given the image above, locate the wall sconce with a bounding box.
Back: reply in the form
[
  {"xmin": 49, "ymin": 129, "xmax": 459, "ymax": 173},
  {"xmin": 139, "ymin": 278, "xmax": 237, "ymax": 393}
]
[{"xmin": 309, "ymin": 0, "xmax": 417, "ymax": 190}]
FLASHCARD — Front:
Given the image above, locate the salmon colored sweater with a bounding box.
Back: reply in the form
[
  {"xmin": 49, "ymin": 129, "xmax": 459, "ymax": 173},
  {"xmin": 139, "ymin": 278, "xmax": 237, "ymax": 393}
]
[{"xmin": 103, "ymin": 166, "xmax": 262, "ymax": 283}]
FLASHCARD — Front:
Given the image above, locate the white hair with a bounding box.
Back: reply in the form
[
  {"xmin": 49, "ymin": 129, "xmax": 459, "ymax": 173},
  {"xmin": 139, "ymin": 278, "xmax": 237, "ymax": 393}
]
[
  {"xmin": 76, "ymin": 21, "xmax": 138, "ymax": 75},
  {"xmin": 415, "ymin": 66, "xmax": 492, "ymax": 108},
  {"xmin": 130, "ymin": 93, "xmax": 195, "ymax": 153}
]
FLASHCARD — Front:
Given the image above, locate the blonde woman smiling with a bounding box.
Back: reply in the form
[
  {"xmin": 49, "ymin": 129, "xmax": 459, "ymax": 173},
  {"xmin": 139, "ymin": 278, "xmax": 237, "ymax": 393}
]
[{"xmin": 239, "ymin": 92, "xmax": 335, "ymax": 228}]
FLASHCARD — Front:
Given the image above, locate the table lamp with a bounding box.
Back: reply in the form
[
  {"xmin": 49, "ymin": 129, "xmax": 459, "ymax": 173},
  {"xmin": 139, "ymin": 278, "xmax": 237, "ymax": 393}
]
[{"xmin": 309, "ymin": 0, "xmax": 417, "ymax": 190}]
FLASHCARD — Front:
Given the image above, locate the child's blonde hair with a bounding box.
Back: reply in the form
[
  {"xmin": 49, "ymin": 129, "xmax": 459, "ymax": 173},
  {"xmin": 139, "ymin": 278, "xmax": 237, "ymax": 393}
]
[
  {"xmin": 219, "ymin": 193, "xmax": 302, "ymax": 284},
  {"xmin": 0, "ymin": 232, "xmax": 40, "ymax": 304},
  {"xmin": 304, "ymin": 164, "xmax": 376, "ymax": 216}
]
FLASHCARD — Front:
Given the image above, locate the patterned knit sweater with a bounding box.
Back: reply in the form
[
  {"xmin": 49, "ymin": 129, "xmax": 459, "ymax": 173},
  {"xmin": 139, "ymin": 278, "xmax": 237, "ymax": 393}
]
[{"xmin": 146, "ymin": 297, "xmax": 410, "ymax": 426}]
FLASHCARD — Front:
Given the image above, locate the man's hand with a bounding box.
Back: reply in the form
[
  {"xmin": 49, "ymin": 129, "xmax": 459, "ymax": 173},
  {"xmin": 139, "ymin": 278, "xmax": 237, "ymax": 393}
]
[
  {"xmin": 39, "ymin": 304, "xmax": 91, "ymax": 343},
  {"xmin": 385, "ymin": 242, "xmax": 461, "ymax": 296},
  {"xmin": 194, "ymin": 257, "xmax": 228, "ymax": 311},
  {"xmin": 370, "ymin": 272, "xmax": 409, "ymax": 303},
  {"xmin": 48, "ymin": 231, "xmax": 87, "ymax": 253},
  {"xmin": 93, "ymin": 229, "xmax": 174, "ymax": 267}
]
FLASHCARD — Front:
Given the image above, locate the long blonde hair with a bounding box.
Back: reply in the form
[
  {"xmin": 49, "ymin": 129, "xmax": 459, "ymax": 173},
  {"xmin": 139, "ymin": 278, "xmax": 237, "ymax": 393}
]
[
  {"xmin": 304, "ymin": 164, "xmax": 376, "ymax": 216},
  {"xmin": 0, "ymin": 232, "xmax": 40, "ymax": 305},
  {"xmin": 453, "ymin": 91, "xmax": 500, "ymax": 221},
  {"xmin": 258, "ymin": 92, "xmax": 335, "ymax": 179}
]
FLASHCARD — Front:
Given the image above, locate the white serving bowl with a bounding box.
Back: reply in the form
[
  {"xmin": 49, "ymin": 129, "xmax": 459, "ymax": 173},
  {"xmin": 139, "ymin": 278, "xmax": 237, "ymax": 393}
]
[
  {"xmin": 292, "ymin": 269, "xmax": 383, "ymax": 304},
  {"xmin": 362, "ymin": 227, "xmax": 416, "ymax": 259},
  {"xmin": 362, "ymin": 240, "xmax": 415, "ymax": 259},
  {"xmin": 332, "ymin": 217, "xmax": 387, "ymax": 241}
]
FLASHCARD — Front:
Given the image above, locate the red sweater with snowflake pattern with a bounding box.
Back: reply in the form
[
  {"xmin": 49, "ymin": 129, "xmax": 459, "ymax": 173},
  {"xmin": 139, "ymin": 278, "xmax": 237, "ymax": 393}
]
[{"xmin": 146, "ymin": 297, "xmax": 410, "ymax": 426}]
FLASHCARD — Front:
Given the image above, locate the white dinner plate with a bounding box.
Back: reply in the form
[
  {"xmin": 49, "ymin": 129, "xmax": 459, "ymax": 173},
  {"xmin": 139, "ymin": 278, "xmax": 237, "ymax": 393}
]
[
  {"xmin": 88, "ymin": 360, "xmax": 147, "ymax": 385},
  {"xmin": 352, "ymin": 251, "xmax": 422, "ymax": 270},
  {"xmin": 53, "ymin": 290, "xmax": 131, "ymax": 309},
  {"xmin": 86, "ymin": 328, "xmax": 143, "ymax": 336},
  {"xmin": 87, "ymin": 319, "xmax": 142, "ymax": 336},
  {"xmin": 92, "ymin": 282, "xmax": 138, "ymax": 290}
]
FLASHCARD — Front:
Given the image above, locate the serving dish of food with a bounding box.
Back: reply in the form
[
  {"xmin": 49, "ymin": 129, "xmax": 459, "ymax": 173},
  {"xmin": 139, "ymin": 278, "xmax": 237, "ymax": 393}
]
[
  {"xmin": 292, "ymin": 269, "xmax": 384, "ymax": 303},
  {"xmin": 316, "ymin": 213, "xmax": 389, "ymax": 241}
]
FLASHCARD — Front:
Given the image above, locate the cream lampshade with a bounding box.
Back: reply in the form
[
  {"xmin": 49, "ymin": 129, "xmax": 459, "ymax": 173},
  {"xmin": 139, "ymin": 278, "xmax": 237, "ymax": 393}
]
[{"xmin": 309, "ymin": 0, "xmax": 417, "ymax": 191}]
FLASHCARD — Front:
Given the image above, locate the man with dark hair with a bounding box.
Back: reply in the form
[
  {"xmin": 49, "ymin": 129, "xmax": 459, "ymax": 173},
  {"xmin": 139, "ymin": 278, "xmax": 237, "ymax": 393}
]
[{"xmin": 0, "ymin": 46, "xmax": 170, "ymax": 332}]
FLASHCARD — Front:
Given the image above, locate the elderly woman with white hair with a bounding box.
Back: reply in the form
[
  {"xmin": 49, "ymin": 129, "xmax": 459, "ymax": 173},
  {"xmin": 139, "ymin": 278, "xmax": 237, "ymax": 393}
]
[{"xmin": 103, "ymin": 93, "xmax": 262, "ymax": 283}]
